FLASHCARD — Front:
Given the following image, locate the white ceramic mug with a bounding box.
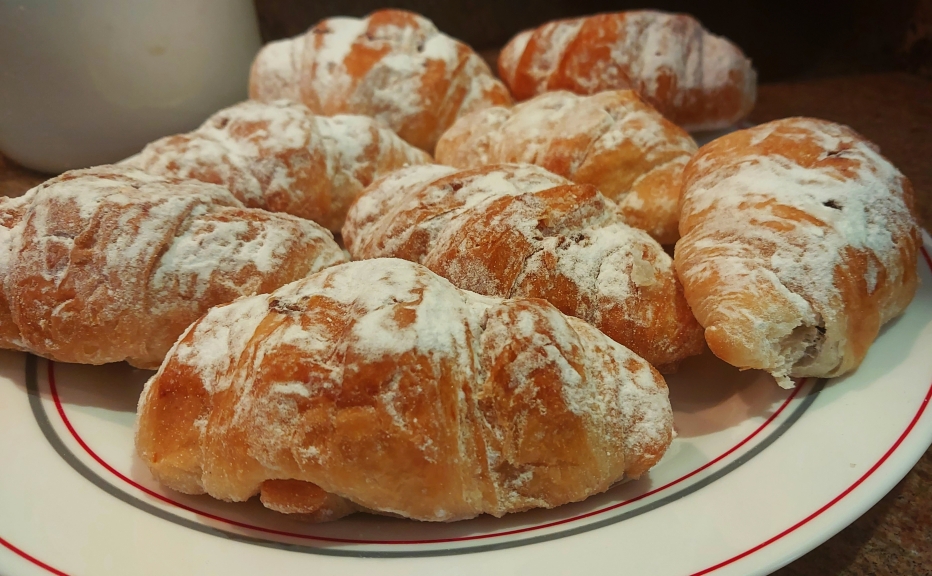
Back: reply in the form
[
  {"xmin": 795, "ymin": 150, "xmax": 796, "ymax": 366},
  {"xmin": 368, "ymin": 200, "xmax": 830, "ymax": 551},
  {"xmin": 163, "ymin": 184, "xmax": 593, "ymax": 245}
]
[{"xmin": 0, "ymin": 0, "xmax": 262, "ymax": 173}]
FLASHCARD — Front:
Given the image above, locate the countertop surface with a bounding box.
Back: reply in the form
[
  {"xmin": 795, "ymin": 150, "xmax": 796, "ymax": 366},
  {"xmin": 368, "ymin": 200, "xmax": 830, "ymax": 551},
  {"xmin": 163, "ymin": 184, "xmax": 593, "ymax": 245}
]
[{"xmin": 1, "ymin": 72, "xmax": 930, "ymax": 575}]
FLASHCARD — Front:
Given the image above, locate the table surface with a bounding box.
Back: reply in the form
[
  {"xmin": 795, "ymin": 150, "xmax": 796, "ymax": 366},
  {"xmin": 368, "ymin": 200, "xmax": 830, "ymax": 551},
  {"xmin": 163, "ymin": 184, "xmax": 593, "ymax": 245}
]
[{"xmin": 1, "ymin": 72, "xmax": 930, "ymax": 575}]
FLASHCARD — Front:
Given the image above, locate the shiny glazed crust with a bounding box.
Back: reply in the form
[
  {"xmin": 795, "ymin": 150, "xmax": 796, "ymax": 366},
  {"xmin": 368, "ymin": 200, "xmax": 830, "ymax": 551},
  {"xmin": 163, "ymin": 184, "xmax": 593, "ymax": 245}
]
[
  {"xmin": 249, "ymin": 9, "xmax": 512, "ymax": 152},
  {"xmin": 135, "ymin": 258, "xmax": 674, "ymax": 522},
  {"xmin": 342, "ymin": 163, "xmax": 704, "ymax": 370},
  {"xmin": 0, "ymin": 166, "xmax": 346, "ymax": 368},
  {"xmin": 498, "ymin": 10, "xmax": 756, "ymax": 131},
  {"xmin": 123, "ymin": 100, "xmax": 432, "ymax": 232},
  {"xmin": 675, "ymin": 117, "xmax": 920, "ymax": 387},
  {"xmin": 435, "ymin": 90, "xmax": 697, "ymax": 244}
]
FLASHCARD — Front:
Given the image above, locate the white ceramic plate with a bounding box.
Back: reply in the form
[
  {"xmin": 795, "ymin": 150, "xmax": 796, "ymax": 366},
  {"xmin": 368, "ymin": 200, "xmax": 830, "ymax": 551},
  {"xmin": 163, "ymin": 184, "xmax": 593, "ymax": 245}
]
[{"xmin": 2, "ymin": 233, "xmax": 931, "ymax": 576}]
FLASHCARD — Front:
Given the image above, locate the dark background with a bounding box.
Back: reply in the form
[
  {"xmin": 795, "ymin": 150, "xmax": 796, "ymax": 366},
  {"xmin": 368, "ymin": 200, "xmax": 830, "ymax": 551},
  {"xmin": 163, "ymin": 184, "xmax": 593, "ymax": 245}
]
[{"xmin": 253, "ymin": 0, "xmax": 932, "ymax": 82}]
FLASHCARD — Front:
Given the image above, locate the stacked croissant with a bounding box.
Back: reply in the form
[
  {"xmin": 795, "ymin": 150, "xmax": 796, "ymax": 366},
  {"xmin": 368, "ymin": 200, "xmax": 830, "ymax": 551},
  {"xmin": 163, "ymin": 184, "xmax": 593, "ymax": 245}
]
[{"xmin": 1, "ymin": 9, "xmax": 919, "ymax": 524}]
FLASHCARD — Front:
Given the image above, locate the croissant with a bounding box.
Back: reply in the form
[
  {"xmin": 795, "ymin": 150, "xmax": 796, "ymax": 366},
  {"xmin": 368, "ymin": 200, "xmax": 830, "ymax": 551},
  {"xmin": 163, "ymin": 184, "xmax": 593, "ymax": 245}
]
[
  {"xmin": 498, "ymin": 10, "xmax": 756, "ymax": 131},
  {"xmin": 343, "ymin": 163, "xmax": 704, "ymax": 371},
  {"xmin": 249, "ymin": 9, "xmax": 512, "ymax": 152},
  {"xmin": 122, "ymin": 100, "xmax": 431, "ymax": 232},
  {"xmin": 135, "ymin": 258, "xmax": 674, "ymax": 522},
  {"xmin": 435, "ymin": 90, "xmax": 697, "ymax": 244},
  {"xmin": 675, "ymin": 117, "xmax": 920, "ymax": 388},
  {"xmin": 0, "ymin": 165, "xmax": 346, "ymax": 368}
]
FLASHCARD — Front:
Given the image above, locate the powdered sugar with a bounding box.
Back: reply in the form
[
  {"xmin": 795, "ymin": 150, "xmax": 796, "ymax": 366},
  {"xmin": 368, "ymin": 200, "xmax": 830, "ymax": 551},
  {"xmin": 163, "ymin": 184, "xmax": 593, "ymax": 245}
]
[
  {"xmin": 171, "ymin": 294, "xmax": 269, "ymax": 394},
  {"xmin": 283, "ymin": 258, "xmax": 495, "ymax": 362},
  {"xmin": 699, "ymin": 33, "xmax": 744, "ymax": 93},
  {"xmin": 478, "ymin": 294, "xmax": 673, "ymax": 499},
  {"xmin": 500, "ymin": 10, "xmax": 755, "ymax": 130},
  {"xmin": 420, "ymin": 32, "xmax": 460, "ymax": 64},
  {"xmin": 123, "ymin": 99, "xmax": 430, "ymax": 231},
  {"xmin": 344, "ymin": 164, "xmax": 570, "ymax": 261},
  {"xmin": 315, "ymin": 114, "xmax": 374, "ymax": 173},
  {"xmin": 23, "ymin": 170, "xmax": 238, "ymax": 294},
  {"xmin": 352, "ymin": 53, "xmax": 426, "ymax": 127},
  {"xmin": 570, "ymin": 316, "xmax": 670, "ymax": 438},
  {"xmin": 608, "ymin": 12, "xmax": 749, "ymax": 107},
  {"xmin": 515, "ymin": 221, "xmax": 670, "ymax": 333},
  {"xmin": 590, "ymin": 103, "xmax": 697, "ymax": 165},
  {"xmin": 248, "ymin": 38, "xmax": 302, "ymax": 102},
  {"xmin": 2, "ymin": 165, "xmax": 345, "ymax": 367},
  {"xmin": 528, "ymin": 19, "xmax": 585, "ymax": 87},
  {"xmin": 435, "ymin": 90, "xmax": 698, "ymax": 220},
  {"xmin": 677, "ymin": 118, "xmax": 918, "ymax": 383},
  {"xmin": 345, "ymin": 163, "xmax": 704, "ymax": 369},
  {"xmin": 0, "ymin": 193, "xmax": 30, "ymax": 274},
  {"xmin": 148, "ymin": 208, "xmax": 293, "ymax": 302},
  {"xmin": 457, "ymin": 58, "xmax": 509, "ymax": 117},
  {"xmin": 249, "ymin": 10, "xmax": 511, "ymax": 151},
  {"xmin": 306, "ymin": 17, "xmax": 369, "ymax": 104},
  {"xmin": 683, "ymin": 146, "xmax": 907, "ymax": 296},
  {"xmin": 624, "ymin": 13, "xmax": 698, "ymax": 101},
  {"xmin": 498, "ymin": 29, "xmax": 532, "ymax": 81},
  {"xmin": 139, "ymin": 257, "xmax": 674, "ymax": 519},
  {"xmin": 0, "ymin": 194, "xmax": 30, "ymax": 349},
  {"xmin": 347, "ymin": 164, "xmax": 459, "ymax": 230}
]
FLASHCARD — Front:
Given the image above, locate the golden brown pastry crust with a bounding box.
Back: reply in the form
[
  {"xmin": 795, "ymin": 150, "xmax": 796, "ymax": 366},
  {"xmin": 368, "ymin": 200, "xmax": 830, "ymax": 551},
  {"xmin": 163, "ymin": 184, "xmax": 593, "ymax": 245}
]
[
  {"xmin": 435, "ymin": 90, "xmax": 697, "ymax": 244},
  {"xmin": 342, "ymin": 164, "xmax": 704, "ymax": 370},
  {"xmin": 675, "ymin": 117, "xmax": 920, "ymax": 387},
  {"xmin": 259, "ymin": 479, "xmax": 358, "ymax": 521},
  {"xmin": 0, "ymin": 165, "xmax": 346, "ymax": 368},
  {"xmin": 498, "ymin": 11, "xmax": 756, "ymax": 131},
  {"xmin": 135, "ymin": 258, "xmax": 673, "ymax": 521},
  {"xmin": 249, "ymin": 9, "xmax": 512, "ymax": 152},
  {"xmin": 122, "ymin": 100, "xmax": 431, "ymax": 232}
]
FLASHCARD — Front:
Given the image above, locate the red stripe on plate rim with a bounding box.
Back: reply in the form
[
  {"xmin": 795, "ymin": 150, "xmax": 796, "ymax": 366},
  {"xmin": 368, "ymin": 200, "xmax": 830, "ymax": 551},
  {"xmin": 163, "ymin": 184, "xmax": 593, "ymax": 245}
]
[
  {"xmin": 0, "ymin": 535, "xmax": 69, "ymax": 576},
  {"xmin": 49, "ymin": 368, "xmax": 802, "ymax": 545}
]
